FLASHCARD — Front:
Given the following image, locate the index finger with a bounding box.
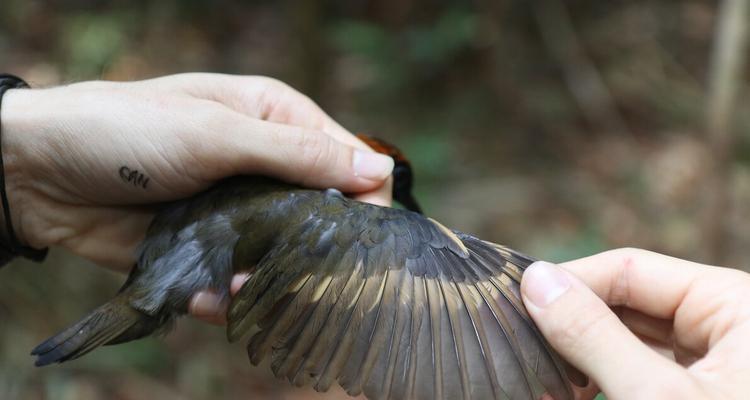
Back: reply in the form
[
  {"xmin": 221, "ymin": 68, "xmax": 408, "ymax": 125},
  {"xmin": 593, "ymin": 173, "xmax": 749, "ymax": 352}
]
[
  {"xmin": 180, "ymin": 73, "xmax": 394, "ymax": 205},
  {"xmin": 162, "ymin": 74, "xmax": 372, "ymax": 150},
  {"xmin": 558, "ymin": 248, "xmax": 718, "ymax": 319}
]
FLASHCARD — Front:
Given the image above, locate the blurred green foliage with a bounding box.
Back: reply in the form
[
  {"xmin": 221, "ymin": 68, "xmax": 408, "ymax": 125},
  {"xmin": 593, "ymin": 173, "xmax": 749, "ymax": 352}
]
[
  {"xmin": 1, "ymin": 1, "xmax": 748, "ymax": 399},
  {"xmin": 61, "ymin": 12, "xmax": 129, "ymax": 76}
]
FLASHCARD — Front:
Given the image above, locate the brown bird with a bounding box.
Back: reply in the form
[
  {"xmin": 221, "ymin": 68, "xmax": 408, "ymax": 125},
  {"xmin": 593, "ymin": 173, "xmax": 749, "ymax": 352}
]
[{"xmin": 31, "ymin": 136, "xmax": 574, "ymax": 400}]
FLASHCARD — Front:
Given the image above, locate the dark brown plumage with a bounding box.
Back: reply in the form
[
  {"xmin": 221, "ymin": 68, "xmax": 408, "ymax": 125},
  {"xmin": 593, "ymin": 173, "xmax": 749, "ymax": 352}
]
[{"xmin": 31, "ymin": 175, "xmax": 573, "ymax": 400}]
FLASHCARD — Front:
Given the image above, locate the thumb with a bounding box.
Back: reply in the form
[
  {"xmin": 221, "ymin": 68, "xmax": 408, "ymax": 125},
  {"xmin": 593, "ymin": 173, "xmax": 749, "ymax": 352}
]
[
  {"xmin": 521, "ymin": 261, "xmax": 689, "ymax": 397},
  {"xmin": 215, "ymin": 117, "xmax": 394, "ymax": 193}
]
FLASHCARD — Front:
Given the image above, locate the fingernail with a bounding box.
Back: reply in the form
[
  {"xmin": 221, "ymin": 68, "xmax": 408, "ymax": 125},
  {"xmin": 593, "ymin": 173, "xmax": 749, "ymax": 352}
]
[
  {"xmin": 352, "ymin": 150, "xmax": 394, "ymax": 181},
  {"xmin": 523, "ymin": 261, "xmax": 571, "ymax": 308},
  {"xmin": 190, "ymin": 292, "xmax": 222, "ymax": 317}
]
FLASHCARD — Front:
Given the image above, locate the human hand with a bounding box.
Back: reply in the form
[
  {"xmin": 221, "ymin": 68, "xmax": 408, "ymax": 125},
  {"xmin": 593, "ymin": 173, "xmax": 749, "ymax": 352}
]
[
  {"xmin": 2, "ymin": 73, "xmax": 394, "ymax": 325},
  {"xmin": 521, "ymin": 248, "xmax": 750, "ymax": 400},
  {"xmin": 1, "ymin": 73, "xmax": 393, "ymax": 270}
]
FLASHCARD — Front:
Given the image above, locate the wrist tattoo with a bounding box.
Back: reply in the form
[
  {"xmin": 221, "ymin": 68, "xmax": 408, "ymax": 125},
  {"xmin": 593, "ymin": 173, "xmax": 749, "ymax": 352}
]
[{"xmin": 119, "ymin": 166, "xmax": 150, "ymax": 189}]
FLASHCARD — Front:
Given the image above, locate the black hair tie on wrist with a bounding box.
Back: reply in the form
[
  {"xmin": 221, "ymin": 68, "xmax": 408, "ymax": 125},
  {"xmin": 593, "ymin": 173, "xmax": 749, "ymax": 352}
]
[{"xmin": 0, "ymin": 73, "xmax": 48, "ymax": 265}]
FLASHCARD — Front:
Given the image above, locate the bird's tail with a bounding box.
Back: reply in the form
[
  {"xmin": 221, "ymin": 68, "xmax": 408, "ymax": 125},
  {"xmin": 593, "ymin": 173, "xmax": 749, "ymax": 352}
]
[{"xmin": 31, "ymin": 297, "xmax": 154, "ymax": 366}]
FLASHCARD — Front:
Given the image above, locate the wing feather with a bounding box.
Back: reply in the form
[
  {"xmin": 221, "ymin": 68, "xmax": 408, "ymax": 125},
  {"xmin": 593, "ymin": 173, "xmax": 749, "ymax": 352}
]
[
  {"xmin": 313, "ymin": 266, "xmax": 368, "ymax": 391},
  {"xmin": 274, "ymin": 263, "xmax": 342, "ymax": 382},
  {"xmin": 390, "ymin": 271, "xmax": 419, "ymax": 400},
  {"xmin": 319, "ymin": 265, "xmax": 389, "ymax": 393},
  {"xmin": 376, "ymin": 269, "xmax": 413, "ymax": 400},
  {"xmin": 360, "ymin": 267, "xmax": 405, "ymax": 397},
  {"xmin": 300, "ymin": 257, "xmax": 367, "ymax": 388},
  {"xmin": 245, "ymin": 271, "xmax": 313, "ymax": 364},
  {"xmin": 437, "ymin": 277, "xmax": 471, "ymax": 400},
  {"xmin": 339, "ymin": 267, "xmax": 390, "ymax": 395},
  {"xmin": 413, "ymin": 276, "xmax": 435, "ymax": 400},
  {"xmin": 422, "ymin": 276, "xmax": 446, "ymax": 400},
  {"xmin": 287, "ymin": 249, "xmax": 364, "ymax": 385},
  {"xmin": 227, "ymin": 203, "xmax": 573, "ymax": 400},
  {"xmin": 455, "ymin": 281, "xmax": 505, "ymax": 400}
]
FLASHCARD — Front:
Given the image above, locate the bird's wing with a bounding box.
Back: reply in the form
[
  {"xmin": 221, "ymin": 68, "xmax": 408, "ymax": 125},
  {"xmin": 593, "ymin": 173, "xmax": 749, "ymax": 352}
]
[{"xmin": 227, "ymin": 205, "xmax": 572, "ymax": 400}]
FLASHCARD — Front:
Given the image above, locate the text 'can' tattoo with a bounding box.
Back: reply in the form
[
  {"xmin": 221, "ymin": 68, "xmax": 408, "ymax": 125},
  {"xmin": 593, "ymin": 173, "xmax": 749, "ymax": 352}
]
[{"xmin": 119, "ymin": 166, "xmax": 150, "ymax": 189}]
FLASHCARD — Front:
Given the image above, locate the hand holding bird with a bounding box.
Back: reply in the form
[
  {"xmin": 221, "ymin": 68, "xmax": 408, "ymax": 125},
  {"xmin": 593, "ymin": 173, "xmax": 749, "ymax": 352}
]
[
  {"xmin": 5, "ymin": 74, "xmax": 750, "ymax": 400},
  {"xmin": 0, "ymin": 73, "xmax": 394, "ymax": 269}
]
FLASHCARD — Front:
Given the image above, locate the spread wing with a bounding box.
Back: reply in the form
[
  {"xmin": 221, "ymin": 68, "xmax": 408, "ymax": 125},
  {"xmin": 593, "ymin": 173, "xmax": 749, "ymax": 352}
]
[{"xmin": 227, "ymin": 202, "xmax": 573, "ymax": 400}]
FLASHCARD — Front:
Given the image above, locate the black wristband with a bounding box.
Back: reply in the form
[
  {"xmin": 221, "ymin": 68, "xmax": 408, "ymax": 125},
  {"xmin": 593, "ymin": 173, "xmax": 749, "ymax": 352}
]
[{"xmin": 0, "ymin": 74, "xmax": 48, "ymax": 264}]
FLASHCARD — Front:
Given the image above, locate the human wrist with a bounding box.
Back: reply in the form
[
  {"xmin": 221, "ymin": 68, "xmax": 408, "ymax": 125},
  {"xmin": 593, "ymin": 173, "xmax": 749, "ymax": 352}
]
[{"xmin": 0, "ymin": 87, "xmax": 47, "ymax": 253}]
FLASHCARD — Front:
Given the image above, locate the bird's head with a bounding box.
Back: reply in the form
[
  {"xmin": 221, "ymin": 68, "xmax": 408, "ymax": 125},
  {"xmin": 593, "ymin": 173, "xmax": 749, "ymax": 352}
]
[{"xmin": 356, "ymin": 133, "xmax": 422, "ymax": 214}]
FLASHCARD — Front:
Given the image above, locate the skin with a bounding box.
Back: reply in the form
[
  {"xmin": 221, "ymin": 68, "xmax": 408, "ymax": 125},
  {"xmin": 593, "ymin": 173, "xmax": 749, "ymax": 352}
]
[
  {"xmin": 4, "ymin": 73, "xmax": 749, "ymax": 399},
  {"xmin": 522, "ymin": 249, "xmax": 750, "ymax": 400},
  {"xmin": 0, "ymin": 73, "xmax": 393, "ymax": 320}
]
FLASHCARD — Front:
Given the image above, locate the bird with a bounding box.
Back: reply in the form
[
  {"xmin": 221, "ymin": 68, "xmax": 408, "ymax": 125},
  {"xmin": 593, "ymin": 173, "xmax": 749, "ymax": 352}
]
[{"xmin": 30, "ymin": 135, "xmax": 575, "ymax": 400}]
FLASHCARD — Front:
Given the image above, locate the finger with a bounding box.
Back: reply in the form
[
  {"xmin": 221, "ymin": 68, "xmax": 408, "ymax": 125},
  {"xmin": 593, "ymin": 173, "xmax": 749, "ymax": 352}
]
[
  {"xmin": 247, "ymin": 79, "xmax": 363, "ymax": 150},
  {"xmin": 558, "ymin": 248, "xmax": 712, "ymax": 319},
  {"xmin": 521, "ymin": 261, "xmax": 690, "ymax": 396},
  {"xmin": 231, "ymin": 273, "xmax": 251, "ymax": 296},
  {"xmin": 689, "ymin": 321, "xmax": 750, "ymax": 386},
  {"xmin": 638, "ymin": 334, "xmax": 677, "ymax": 362},
  {"xmin": 612, "ymin": 307, "xmax": 676, "ymax": 351},
  {"xmin": 194, "ymin": 114, "xmax": 394, "ymax": 193},
  {"xmin": 619, "ymin": 308, "xmax": 674, "ymax": 344},
  {"xmin": 351, "ymin": 175, "xmax": 393, "ymax": 207},
  {"xmin": 190, "ymin": 273, "xmax": 252, "ymax": 325},
  {"xmin": 572, "ymin": 382, "xmax": 600, "ymax": 400},
  {"xmin": 189, "ymin": 291, "xmax": 228, "ymax": 325},
  {"xmin": 166, "ymin": 74, "xmax": 394, "ymax": 204},
  {"xmin": 173, "ymin": 74, "xmax": 362, "ymax": 146},
  {"xmin": 217, "ymin": 75, "xmax": 395, "ymax": 205},
  {"xmin": 558, "ymin": 248, "xmax": 750, "ymax": 359}
]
